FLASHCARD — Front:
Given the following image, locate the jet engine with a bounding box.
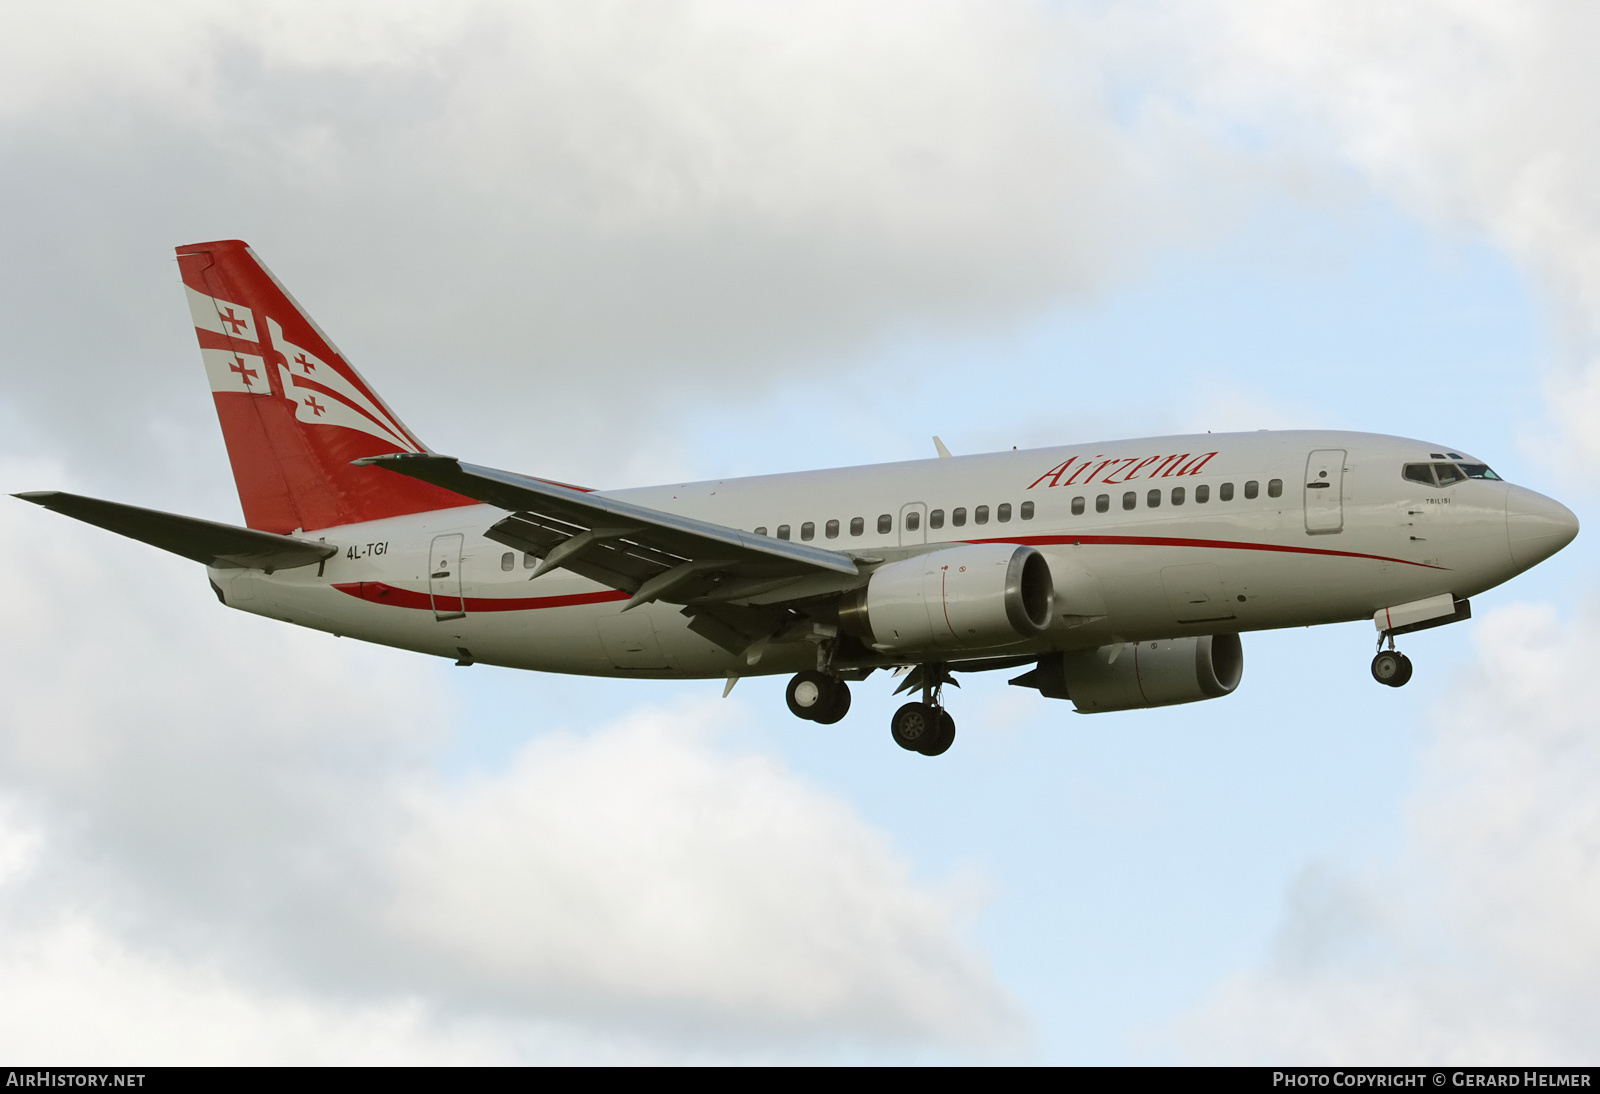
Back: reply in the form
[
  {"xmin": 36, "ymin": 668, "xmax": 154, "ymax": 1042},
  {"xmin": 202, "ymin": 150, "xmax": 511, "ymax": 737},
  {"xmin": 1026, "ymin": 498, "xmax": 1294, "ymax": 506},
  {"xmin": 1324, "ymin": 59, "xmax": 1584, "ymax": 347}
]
[
  {"xmin": 838, "ymin": 543, "xmax": 1054, "ymax": 653},
  {"xmin": 1012, "ymin": 634, "xmax": 1243, "ymax": 713}
]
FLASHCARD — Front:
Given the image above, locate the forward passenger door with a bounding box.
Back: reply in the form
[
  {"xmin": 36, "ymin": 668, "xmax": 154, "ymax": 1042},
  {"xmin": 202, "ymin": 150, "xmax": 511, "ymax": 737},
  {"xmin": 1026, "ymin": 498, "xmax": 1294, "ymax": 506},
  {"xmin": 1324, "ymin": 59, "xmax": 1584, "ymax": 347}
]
[{"xmin": 1304, "ymin": 450, "xmax": 1346, "ymax": 535}]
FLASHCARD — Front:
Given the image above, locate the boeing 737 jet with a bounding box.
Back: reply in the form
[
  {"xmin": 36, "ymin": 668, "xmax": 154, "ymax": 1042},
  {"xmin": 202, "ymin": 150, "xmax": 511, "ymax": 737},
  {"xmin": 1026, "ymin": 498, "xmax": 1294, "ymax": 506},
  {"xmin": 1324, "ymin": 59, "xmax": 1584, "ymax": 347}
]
[{"xmin": 16, "ymin": 240, "xmax": 1581, "ymax": 756}]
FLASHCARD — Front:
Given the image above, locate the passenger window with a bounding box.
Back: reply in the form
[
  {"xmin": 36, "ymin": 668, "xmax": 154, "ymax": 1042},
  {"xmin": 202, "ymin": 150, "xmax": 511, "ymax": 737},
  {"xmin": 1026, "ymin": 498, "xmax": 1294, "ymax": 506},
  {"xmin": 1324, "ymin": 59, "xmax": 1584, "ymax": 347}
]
[
  {"xmin": 877, "ymin": 514, "xmax": 892, "ymax": 534},
  {"xmin": 1122, "ymin": 492, "xmax": 1136, "ymax": 510},
  {"xmin": 1220, "ymin": 482, "xmax": 1234, "ymax": 501},
  {"xmin": 850, "ymin": 517, "xmax": 864, "ymax": 536},
  {"xmin": 1268, "ymin": 479, "xmax": 1283, "ymax": 498},
  {"xmin": 501, "ymin": 552, "xmax": 514, "ymax": 571},
  {"xmin": 524, "ymin": 552, "xmax": 537, "ymax": 568},
  {"xmin": 1096, "ymin": 494, "xmax": 1109, "ymax": 513},
  {"xmin": 754, "ymin": 526, "xmax": 768, "ymax": 536},
  {"xmin": 1434, "ymin": 462, "xmax": 1463, "ymax": 485},
  {"xmin": 1021, "ymin": 501, "xmax": 1035, "ymax": 520},
  {"xmin": 975, "ymin": 505, "xmax": 990, "ymax": 525},
  {"xmin": 1195, "ymin": 484, "xmax": 1210, "ymax": 504},
  {"xmin": 801, "ymin": 522, "xmax": 815, "ymax": 541},
  {"xmin": 929, "ymin": 509, "xmax": 945, "ymax": 529},
  {"xmin": 777, "ymin": 525, "xmax": 791, "ymax": 540},
  {"xmin": 905, "ymin": 512, "xmax": 920, "ymax": 532},
  {"xmin": 997, "ymin": 503, "xmax": 1012, "ymax": 522},
  {"xmin": 1171, "ymin": 487, "xmax": 1185, "ymax": 506},
  {"xmin": 1244, "ymin": 480, "xmax": 1259, "ymax": 499},
  {"xmin": 1147, "ymin": 489, "xmax": 1161, "ymax": 508},
  {"xmin": 825, "ymin": 519, "xmax": 839, "ymax": 539},
  {"xmin": 952, "ymin": 507, "xmax": 967, "ymax": 527},
  {"xmin": 1071, "ymin": 496, "xmax": 1085, "ymax": 516}
]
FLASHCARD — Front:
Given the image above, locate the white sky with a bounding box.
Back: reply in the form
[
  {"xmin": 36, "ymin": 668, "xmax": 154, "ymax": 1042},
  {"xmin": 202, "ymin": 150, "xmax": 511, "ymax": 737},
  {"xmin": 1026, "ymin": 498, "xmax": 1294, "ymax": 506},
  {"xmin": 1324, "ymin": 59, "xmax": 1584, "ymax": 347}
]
[{"xmin": 0, "ymin": 0, "xmax": 1595, "ymax": 1063}]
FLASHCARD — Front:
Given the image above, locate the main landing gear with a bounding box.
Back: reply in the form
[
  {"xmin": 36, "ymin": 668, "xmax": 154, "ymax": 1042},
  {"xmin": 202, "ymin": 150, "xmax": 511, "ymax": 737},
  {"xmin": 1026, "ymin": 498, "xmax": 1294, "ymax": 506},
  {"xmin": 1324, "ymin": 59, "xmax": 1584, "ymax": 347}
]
[
  {"xmin": 891, "ymin": 702, "xmax": 955, "ymax": 757},
  {"xmin": 781, "ymin": 662, "xmax": 957, "ymax": 756},
  {"xmin": 888, "ymin": 663, "xmax": 956, "ymax": 757},
  {"xmin": 785, "ymin": 670, "xmax": 851, "ymax": 724},
  {"xmin": 1371, "ymin": 635, "xmax": 1414, "ymax": 688}
]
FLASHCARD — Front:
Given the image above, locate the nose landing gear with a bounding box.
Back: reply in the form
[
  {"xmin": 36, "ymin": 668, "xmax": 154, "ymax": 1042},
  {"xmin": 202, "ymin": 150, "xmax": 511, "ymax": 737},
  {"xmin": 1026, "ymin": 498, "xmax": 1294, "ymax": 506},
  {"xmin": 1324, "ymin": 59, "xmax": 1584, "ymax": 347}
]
[{"xmin": 1371, "ymin": 636, "xmax": 1414, "ymax": 688}]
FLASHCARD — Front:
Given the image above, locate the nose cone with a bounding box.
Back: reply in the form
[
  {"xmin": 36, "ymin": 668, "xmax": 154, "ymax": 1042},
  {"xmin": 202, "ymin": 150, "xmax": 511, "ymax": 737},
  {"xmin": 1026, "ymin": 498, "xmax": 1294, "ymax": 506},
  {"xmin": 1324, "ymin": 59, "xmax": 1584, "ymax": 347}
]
[{"xmin": 1506, "ymin": 485, "xmax": 1580, "ymax": 568}]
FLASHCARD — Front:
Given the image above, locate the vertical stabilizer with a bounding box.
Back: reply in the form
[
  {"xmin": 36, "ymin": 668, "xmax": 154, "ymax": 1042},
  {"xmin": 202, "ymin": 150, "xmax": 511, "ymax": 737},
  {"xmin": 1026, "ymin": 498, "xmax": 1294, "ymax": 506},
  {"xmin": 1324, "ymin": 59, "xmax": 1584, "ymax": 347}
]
[{"xmin": 176, "ymin": 240, "xmax": 473, "ymax": 532}]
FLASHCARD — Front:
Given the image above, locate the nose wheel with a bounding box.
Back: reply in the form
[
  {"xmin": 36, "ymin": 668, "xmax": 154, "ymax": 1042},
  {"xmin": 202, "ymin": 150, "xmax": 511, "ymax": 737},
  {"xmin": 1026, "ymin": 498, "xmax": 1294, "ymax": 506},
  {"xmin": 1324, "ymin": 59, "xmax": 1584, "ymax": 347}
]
[{"xmin": 1371, "ymin": 649, "xmax": 1413, "ymax": 687}]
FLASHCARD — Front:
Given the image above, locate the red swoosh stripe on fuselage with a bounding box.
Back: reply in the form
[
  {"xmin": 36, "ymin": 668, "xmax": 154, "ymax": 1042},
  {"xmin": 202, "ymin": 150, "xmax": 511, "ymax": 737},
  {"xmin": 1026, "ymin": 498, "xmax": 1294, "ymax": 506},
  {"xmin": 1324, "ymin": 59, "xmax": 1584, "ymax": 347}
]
[
  {"xmin": 333, "ymin": 582, "xmax": 630, "ymax": 612},
  {"xmin": 333, "ymin": 535, "xmax": 1442, "ymax": 613},
  {"xmin": 970, "ymin": 534, "xmax": 1448, "ymax": 569}
]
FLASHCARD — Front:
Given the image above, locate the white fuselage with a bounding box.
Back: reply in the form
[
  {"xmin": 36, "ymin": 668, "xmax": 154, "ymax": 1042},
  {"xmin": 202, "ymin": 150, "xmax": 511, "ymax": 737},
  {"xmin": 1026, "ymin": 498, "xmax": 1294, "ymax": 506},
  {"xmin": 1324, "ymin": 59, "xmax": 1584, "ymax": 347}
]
[{"xmin": 209, "ymin": 430, "xmax": 1560, "ymax": 678}]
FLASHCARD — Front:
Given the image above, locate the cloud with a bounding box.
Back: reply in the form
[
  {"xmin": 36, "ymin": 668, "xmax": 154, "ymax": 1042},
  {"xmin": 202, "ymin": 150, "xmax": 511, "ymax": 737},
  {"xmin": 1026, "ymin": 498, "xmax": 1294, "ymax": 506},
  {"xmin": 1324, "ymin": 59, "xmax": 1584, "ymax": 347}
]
[
  {"xmin": 386, "ymin": 711, "xmax": 1014, "ymax": 1044},
  {"xmin": 1170, "ymin": 0, "xmax": 1600, "ymax": 476},
  {"xmin": 1170, "ymin": 600, "xmax": 1600, "ymax": 1064},
  {"xmin": 0, "ymin": 468, "xmax": 1016, "ymax": 1060},
  {"xmin": 0, "ymin": 0, "xmax": 1195, "ymax": 485}
]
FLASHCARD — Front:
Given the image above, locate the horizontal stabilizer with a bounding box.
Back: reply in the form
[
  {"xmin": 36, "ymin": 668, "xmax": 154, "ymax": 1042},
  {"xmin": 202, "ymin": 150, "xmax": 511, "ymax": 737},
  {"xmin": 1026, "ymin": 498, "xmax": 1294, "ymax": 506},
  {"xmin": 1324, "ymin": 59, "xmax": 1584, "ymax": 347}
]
[{"xmin": 13, "ymin": 491, "xmax": 337, "ymax": 572}]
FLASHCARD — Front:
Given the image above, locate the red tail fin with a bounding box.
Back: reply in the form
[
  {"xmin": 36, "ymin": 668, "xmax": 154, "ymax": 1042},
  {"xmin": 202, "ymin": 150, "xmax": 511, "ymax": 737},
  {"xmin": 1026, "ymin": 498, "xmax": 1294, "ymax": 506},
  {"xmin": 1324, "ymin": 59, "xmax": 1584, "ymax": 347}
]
[{"xmin": 176, "ymin": 240, "xmax": 474, "ymax": 532}]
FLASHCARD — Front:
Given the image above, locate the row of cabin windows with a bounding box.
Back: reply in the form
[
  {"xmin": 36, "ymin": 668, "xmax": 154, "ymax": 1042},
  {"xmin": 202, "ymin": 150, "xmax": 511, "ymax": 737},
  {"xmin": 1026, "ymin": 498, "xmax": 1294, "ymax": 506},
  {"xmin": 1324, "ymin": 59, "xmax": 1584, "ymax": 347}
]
[
  {"xmin": 754, "ymin": 500, "xmax": 1036, "ymax": 541},
  {"xmin": 495, "ymin": 480, "xmax": 1278, "ymax": 570},
  {"xmin": 502, "ymin": 551, "xmax": 545, "ymax": 571},
  {"xmin": 1068, "ymin": 479, "xmax": 1282, "ymax": 515}
]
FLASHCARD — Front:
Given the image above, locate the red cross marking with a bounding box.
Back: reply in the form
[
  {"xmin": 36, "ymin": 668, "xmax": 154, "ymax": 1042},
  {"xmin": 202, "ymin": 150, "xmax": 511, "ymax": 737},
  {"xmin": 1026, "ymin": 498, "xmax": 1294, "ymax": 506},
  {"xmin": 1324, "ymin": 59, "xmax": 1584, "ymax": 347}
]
[
  {"xmin": 229, "ymin": 357, "xmax": 259, "ymax": 386},
  {"xmin": 294, "ymin": 352, "xmax": 316, "ymax": 372},
  {"xmin": 219, "ymin": 307, "xmax": 248, "ymax": 334},
  {"xmin": 304, "ymin": 395, "xmax": 326, "ymax": 417}
]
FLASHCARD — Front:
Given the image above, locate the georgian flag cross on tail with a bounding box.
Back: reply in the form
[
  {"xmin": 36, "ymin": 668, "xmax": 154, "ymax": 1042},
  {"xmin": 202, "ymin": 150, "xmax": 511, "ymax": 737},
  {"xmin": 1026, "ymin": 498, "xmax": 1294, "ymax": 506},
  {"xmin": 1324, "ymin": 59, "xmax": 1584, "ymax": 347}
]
[{"xmin": 173, "ymin": 240, "xmax": 471, "ymax": 534}]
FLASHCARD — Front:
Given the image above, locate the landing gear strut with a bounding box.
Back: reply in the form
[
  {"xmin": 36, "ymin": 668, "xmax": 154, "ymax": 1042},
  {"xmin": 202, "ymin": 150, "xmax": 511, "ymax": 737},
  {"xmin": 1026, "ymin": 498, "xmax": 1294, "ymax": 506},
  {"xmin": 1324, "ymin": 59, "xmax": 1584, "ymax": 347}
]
[
  {"xmin": 1371, "ymin": 635, "xmax": 1413, "ymax": 688},
  {"xmin": 889, "ymin": 664, "xmax": 957, "ymax": 756},
  {"xmin": 785, "ymin": 670, "xmax": 851, "ymax": 724}
]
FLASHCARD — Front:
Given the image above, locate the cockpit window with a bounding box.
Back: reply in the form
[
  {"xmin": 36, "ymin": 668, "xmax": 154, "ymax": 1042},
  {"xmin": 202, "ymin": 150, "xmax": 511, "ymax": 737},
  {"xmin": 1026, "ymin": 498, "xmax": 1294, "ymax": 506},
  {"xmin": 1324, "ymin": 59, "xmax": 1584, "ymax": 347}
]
[{"xmin": 1403, "ymin": 461, "xmax": 1502, "ymax": 487}]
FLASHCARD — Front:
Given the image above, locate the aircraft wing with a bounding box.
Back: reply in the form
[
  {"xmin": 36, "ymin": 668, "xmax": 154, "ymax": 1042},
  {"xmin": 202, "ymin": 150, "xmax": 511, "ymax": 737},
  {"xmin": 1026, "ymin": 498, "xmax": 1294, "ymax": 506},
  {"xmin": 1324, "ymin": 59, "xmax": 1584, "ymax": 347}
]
[
  {"xmin": 13, "ymin": 491, "xmax": 337, "ymax": 572},
  {"xmin": 359, "ymin": 454, "xmax": 862, "ymax": 648}
]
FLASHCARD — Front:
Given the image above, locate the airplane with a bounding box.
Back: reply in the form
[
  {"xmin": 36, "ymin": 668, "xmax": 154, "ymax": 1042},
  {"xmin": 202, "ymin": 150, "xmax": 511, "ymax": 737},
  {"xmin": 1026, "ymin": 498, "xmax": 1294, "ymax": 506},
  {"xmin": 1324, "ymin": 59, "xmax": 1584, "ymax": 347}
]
[{"xmin": 15, "ymin": 240, "xmax": 1581, "ymax": 757}]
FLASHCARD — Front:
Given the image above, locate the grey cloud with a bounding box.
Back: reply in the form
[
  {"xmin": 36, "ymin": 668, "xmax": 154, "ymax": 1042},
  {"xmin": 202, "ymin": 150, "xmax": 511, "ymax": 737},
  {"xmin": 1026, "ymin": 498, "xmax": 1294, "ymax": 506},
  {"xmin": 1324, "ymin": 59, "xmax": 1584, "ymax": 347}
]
[
  {"xmin": 1171, "ymin": 600, "xmax": 1600, "ymax": 1064},
  {"xmin": 0, "ymin": 1, "xmax": 1179, "ymax": 487},
  {"xmin": 0, "ymin": 475, "xmax": 1019, "ymax": 1057}
]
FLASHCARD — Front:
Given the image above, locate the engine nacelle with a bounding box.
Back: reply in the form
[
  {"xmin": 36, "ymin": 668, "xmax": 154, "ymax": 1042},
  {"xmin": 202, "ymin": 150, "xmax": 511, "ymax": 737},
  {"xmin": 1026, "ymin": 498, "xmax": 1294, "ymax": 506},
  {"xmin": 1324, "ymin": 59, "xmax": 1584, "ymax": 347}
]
[
  {"xmin": 1014, "ymin": 634, "xmax": 1243, "ymax": 713},
  {"xmin": 839, "ymin": 544, "xmax": 1054, "ymax": 653}
]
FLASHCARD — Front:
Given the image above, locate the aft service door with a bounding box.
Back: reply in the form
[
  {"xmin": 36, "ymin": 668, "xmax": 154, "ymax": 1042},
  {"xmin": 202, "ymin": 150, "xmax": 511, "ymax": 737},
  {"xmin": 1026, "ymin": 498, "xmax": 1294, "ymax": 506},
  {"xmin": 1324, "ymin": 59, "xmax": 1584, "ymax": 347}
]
[
  {"xmin": 428, "ymin": 533, "xmax": 466, "ymax": 620},
  {"xmin": 1304, "ymin": 450, "xmax": 1346, "ymax": 535}
]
